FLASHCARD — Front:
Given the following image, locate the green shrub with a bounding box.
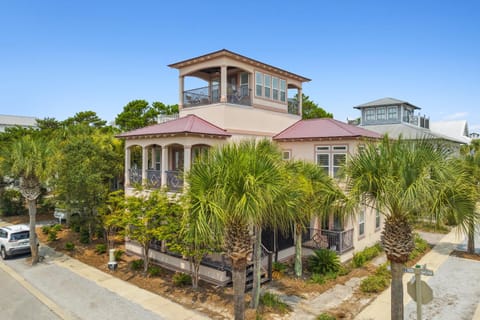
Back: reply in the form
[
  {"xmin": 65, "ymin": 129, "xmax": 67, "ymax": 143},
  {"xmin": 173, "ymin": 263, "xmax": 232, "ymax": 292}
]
[
  {"xmin": 65, "ymin": 242, "xmax": 75, "ymax": 251},
  {"xmin": 272, "ymin": 261, "xmax": 287, "ymax": 273},
  {"xmin": 130, "ymin": 259, "xmax": 144, "ymax": 271},
  {"xmin": 95, "ymin": 244, "xmax": 107, "ymax": 254},
  {"xmin": 114, "ymin": 249, "xmax": 124, "ymax": 261},
  {"xmin": 52, "ymin": 224, "xmax": 63, "ymax": 232},
  {"xmin": 409, "ymin": 234, "xmax": 429, "ymax": 261},
  {"xmin": 360, "ymin": 263, "xmax": 391, "ymax": 293},
  {"xmin": 259, "ymin": 292, "xmax": 290, "ymax": 313},
  {"xmin": 47, "ymin": 230, "xmax": 58, "ymax": 241},
  {"xmin": 317, "ymin": 313, "xmax": 336, "ymax": 320},
  {"xmin": 352, "ymin": 243, "xmax": 382, "ymax": 268},
  {"xmin": 79, "ymin": 229, "xmax": 90, "ymax": 244},
  {"xmin": 42, "ymin": 225, "xmax": 51, "ymax": 235},
  {"xmin": 0, "ymin": 189, "xmax": 27, "ymax": 216},
  {"xmin": 172, "ymin": 272, "xmax": 192, "ymax": 286},
  {"xmin": 338, "ymin": 263, "xmax": 352, "ymax": 276},
  {"xmin": 308, "ymin": 271, "xmax": 338, "ymax": 285},
  {"xmin": 147, "ymin": 266, "xmax": 162, "ymax": 277},
  {"xmin": 307, "ymin": 249, "xmax": 340, "ymax": 275},
  {"xmin": 360, "ymin": 274, "xmax": 390, "ymax": 293}
]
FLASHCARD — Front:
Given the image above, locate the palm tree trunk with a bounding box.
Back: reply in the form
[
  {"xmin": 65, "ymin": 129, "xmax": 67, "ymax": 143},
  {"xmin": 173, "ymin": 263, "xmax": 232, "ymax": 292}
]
[
  {"xmin": 232, "ymin": 256, "xmax": 247, "ymax": 320},
  {"xmin": 390, "ymin": 261, "xmax": 404, "ymax": 320},
  {"xmin": 250, "ymin": 226, "xmax": 262, "ymax": 309},
  {"xmin": 294, "ymin": 224, "xmax": 302, "ymax": 278},
  {"xmin": 467, "ymin": 220, "xmax": 475, "ymax": 254},
  {"xmin": 28, "ymin": 199, "xmax": 39, "ymax": 265}
]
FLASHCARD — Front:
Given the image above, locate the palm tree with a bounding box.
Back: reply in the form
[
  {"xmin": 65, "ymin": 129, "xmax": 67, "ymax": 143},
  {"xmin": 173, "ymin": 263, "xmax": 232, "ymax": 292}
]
[
  {"xmin": 459, "ymin": 140, "xmax": 480, "ymax": 253},
  {"xmin": 285, "ymin": 160, "xmax": 349, "ymax": 277},
  {"xmin": 0, "ymin": 133, "xmax": 53, "ymax": 265},
  {"xmin": 343, "ymin": 136, "xmax": 475, "ymax": 320},
  {"xmin": 186, "ymin": 139, "xmax": 289, "ymax": 320}
]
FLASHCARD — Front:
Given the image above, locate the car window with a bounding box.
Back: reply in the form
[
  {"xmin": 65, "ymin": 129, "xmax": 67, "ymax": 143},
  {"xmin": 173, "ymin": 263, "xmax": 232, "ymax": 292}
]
[
  {"xmin": 11, "ymin": 231, "xmax": 29, "ymax": 241},
  {"xmin": 0, "ymin": 230, "xmax": 6, "ymax": 238}
]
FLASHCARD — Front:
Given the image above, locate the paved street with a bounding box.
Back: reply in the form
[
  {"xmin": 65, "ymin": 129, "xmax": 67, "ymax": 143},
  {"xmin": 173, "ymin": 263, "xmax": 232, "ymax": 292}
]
[{"xmin": 0, "ymin": 262, "xmax": 60, "ymax": 319}]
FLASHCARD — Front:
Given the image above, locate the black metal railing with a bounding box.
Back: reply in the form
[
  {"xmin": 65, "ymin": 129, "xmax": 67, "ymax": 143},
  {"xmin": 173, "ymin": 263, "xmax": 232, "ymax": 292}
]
[
  {"xmin": 288, "ymin": 99, "xmax": 300, "ymax": 115},
  {"xmin": 303, "ymin": 228, "xmax": 354, "ymax": 254},
  {"xmin": 166, "ymin": 170, "xmax": 183, "ymax": 191},
  {"xmin": 227, "ymin": 85, "xmax": 251, "ymax": 106},
  {"xmin": 183, "ymin": 85, "xmax": 220, "ymax": 107},
  {"xmin": 128, "ymin": 167, "xmax": 142, "ymax": 185},
  {"xmin": 146, "ymin": 169, "xmax": 161, "ymax": 188},
  {"xmin": 183, "ymin": 84, "xmax": 252, "ymax": 108}
]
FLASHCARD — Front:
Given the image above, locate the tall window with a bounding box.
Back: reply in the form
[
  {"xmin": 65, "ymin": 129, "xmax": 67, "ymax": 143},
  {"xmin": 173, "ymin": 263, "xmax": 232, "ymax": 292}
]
[
  {"xmin": 264, "ymin": 75, "xmax": 271, "ymax": 98},
  {"xmin": 272, "ymin": 77, "xmax": 279, "ymax": 100},
  {"xmin": 375, "ymin": 208, "xmax": 381, "ymax": 230},
  {"xmin": 388, "ymin": 106, "xmax": 398, "ymax": 120},
  {"xmin": 316, "ymin": 145, "xmax": 347, "ymax": 177},
  {"xmin": 255, "ymin": 72, "xmax": 263, "ymax": 96},
  {"xmin": 359, "ymin": 209, "xmax": 365, "ymax": 237},
  {"xmin": 280, "ymin": 79, "xmax": 286, "ymax": 102},
  {"xmin": 316, "ymin": 146, "xmax": 330, "ymax": 175},
  {"xmin": 365, "ymin": 108, "xmax": 375, "ymax": 121},
  {"xmin": 377, "ymin": 107, "xmax": 386, "ymax": 120}
]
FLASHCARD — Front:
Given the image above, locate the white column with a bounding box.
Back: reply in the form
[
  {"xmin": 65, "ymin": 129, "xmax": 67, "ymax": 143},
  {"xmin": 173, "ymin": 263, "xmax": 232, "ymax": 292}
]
[
  {"xmin": 125, "ymin": 147, "xmax": 131, "ymax": 187},
  {"xmin": 142, "ymin": 146, "xmax": 148, "ymax": 186},
  {"xmin": 161, "ymin": 146, "xmax": 168, "ymax": 187},
  {"xmin": 184, "ymin": 145, "xmax": 191, "ymax": 172},
  {"xmin": 179, "ymin": 76, "xmax": 184, "ymax": 110},
  {"xmin": 150, "ymin": 148, "xmax": 155, "ymax": 169},
  {"xmin": 220, "ymin": 65, "xmax": 227, "ymax": 103},
  {"xmin": 298, "ymin": 88, "xmax": 303, "ymax": 116}
]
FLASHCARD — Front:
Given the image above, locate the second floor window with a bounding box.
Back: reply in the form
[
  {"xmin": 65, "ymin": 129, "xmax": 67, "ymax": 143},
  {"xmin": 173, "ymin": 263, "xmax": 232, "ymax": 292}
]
[
  {"xmin": 264, "ymin": 75, "xmax": 271, "ymax": 98},
  {"xmin": 255, "ymin": 72, "xmax": 263, "ymax": 96},
  {"xmin": 272, "ymin": 77, "xmax": 279, "ymax": 100},
  {"xmin": 365, "ymin": 108, "xmax": 375, "ymax": 121},
  {"xmin": 377, "ymin": 107, "xmax": 386, "ymax": 120},
  {"xmin": 388, "ymin": 106, "xmax": 398, "ymax": 120},
  {"xmin": 359, "ymin": 209, "xmax": 365, "ymax": 237},
  {"xmin": 280, "ymin": 79, "xmax": 286, "ymax": 102},
  {"xmin": 315, "ymin": 145, "xmax": 347, "ymax": 177}
]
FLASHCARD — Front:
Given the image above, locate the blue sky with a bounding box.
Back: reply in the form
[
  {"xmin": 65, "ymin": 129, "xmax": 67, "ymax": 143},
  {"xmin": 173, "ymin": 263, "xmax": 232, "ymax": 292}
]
[{"xmin": 1, "ymin": 1, "xmax": 479, "ymax": 131}]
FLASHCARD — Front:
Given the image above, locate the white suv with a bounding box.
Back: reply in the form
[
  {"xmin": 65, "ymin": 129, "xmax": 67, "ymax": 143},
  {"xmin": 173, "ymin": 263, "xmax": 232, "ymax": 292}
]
[{"xmin": 0, "ymin": 224, "xmax": 34, "ymax": 260}]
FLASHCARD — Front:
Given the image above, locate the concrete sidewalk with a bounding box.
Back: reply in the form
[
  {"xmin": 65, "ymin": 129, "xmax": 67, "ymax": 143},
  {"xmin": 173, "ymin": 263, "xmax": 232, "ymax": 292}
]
[{"xmin": 355, "ymin": 228, "xmax": 480, "ymax": 320}]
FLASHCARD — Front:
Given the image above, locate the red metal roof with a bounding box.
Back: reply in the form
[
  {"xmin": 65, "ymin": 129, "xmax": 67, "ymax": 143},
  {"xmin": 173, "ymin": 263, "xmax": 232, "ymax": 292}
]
[
  {"xmin": 116, "ymin": 114, "xmax": 231, "ymax": 139},
  {"xmin": 273, "ymin": 118, "xmax": 382, "ymax": 141}
]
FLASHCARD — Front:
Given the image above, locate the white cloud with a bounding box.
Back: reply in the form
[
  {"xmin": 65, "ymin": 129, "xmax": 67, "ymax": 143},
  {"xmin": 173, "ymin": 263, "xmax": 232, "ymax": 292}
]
[{"xmin": 442, "ymin": 112, "xmax": 468, "ymax": 120}]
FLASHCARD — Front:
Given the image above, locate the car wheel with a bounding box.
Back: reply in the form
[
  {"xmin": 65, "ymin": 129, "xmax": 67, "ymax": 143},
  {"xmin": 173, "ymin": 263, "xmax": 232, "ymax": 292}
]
[{"xmin": 1, "ymin": 247, "xmax": 8, "ymax": 260}]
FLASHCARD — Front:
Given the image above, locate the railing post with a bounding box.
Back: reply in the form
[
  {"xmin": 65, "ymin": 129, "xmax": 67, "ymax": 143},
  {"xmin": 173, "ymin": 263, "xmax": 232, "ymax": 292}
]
[
  {"xmin": 339, "ymin": 231, "xmax": 344, "ymax": 254},
  {"xmin": 267, "ymin": 252, "xmax": 273, "ymax": 281}
]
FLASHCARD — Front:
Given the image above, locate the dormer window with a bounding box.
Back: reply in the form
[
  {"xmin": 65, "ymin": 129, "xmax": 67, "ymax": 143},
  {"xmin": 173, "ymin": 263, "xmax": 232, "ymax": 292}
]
[
  {"xmin": 365, "ymin": 108, "xmax": 375, "ymax": 121},
  {"xmin": 377, "ymin": 107, "xmax": 386, "ymax": 120},
  {"xmin": 388, "ymin": 106, "xmax": 398, "ymax": 120}
]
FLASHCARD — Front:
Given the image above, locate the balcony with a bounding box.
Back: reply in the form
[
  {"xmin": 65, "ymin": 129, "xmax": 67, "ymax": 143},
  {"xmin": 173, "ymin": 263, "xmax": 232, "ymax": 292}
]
[
  {"xmin": 183, "ymin": 84, "xmax": 252, "ymax": 108},
  {"xmin": 303, "ymin": 228, "xmax": 354, "ymax": 254},
  {"xmin": 403, "ymin": 114, "xmax": 430, "ymax": 129}
]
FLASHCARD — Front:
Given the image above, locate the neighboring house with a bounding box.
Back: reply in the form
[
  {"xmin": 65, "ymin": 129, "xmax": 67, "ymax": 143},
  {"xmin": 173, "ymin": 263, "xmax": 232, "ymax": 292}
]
[
  {"xmin": 354, "ymin": 98, "xmax": 471, "ymax": 149},
  {"xmin": 0, "ymin": 114, "xmax": 37, "ymax": 132},
  {"xmin": 117, "ymin": 49, "xmax": 384, "ymax": 285}
]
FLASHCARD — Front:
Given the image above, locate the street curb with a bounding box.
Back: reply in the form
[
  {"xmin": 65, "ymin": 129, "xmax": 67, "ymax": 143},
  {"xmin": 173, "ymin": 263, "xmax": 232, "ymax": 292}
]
[{"xmin": 0, "ymin": 260, "xmax": 77, "ymax": 320}]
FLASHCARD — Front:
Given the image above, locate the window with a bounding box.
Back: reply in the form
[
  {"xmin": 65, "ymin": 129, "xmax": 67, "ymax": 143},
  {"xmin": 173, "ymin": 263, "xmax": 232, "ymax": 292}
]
[
  {"xmin": 333, "ymin": 154, "xmax": 346, "ymax": 177},
  {"xmin": 264, "ymin": 75, "xmax": 271, "ymax": 98},
  {"xmin": 280, "ymin": 79, "xmax": 286, "ymax": 102},
  {"xmin": 365, "ymin": 108, "xmax": 375, "ymax": 121},
  {"xmin": 316, "ymin": 145, "xmax": 347, "ymax": 177},
  {"xmin": 388, "ymin": 106, "xmax": 398, "ymax": 120},
  {"xmin": 282, "ymin": 150, "xmax": 291, "ymax": 160},
  {"xmin": 375, "ymin": 208, "xmax": 381, "ymax": 229},
  {"xmin": 359, "ymin": 209, "xmax": 365, "ymax": 237},
  {"xmin": 272, "ymin": 77, "xmax": 279, "ymax": 100},
  {"xmin": 377, "ymin": 107, "xmax": 386, "ymax": 120},
  {"xmin": 255, "ymin": 72, "xmax": 263, "ymax": 96}
]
